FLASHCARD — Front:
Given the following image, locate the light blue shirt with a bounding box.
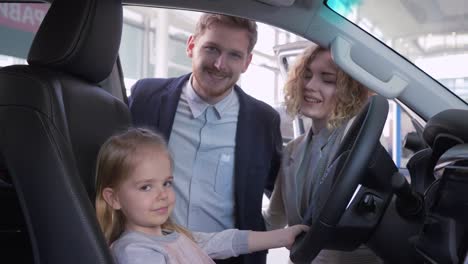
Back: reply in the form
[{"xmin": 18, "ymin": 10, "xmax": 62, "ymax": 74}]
[{"xmin": 168, "ymin": 75, "xmax": 239, "ymax": 232}]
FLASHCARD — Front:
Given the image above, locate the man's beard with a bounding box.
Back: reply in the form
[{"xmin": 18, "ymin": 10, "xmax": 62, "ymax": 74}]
[{"xmin": 194, "ymin": 66, "xmax": 236, "ymax": 98}]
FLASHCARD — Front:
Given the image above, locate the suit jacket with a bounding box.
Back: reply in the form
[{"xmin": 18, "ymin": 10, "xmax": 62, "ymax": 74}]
[
  {"xmin": 263, "ymin": 118, "xmax": 381, "ymax": 264},
  {"xmin": 263, "ymin": 119, "xmax": 353, "ymax": 230},
  {"xmin": 129, "ymin": 74, "xmax": 282, "ymax": 264}
]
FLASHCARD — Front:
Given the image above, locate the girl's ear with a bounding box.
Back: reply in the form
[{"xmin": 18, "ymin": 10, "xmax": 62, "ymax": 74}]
[{"xmin": 102, "ymin": 187, "xmax": 121, "ymax": 210}]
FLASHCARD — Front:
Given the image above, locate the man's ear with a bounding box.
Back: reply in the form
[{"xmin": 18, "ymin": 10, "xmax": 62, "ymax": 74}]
[
  {"xmin": 186, "ymin": 35, "xmax": 196, "ymax": 58},
  {"xmin": 102, "ymin": 187, "xmax": 121, "ymax": 210},
  {"xmin": 241, "ymin": 53, "xmax": 253, "ymax": 73}
]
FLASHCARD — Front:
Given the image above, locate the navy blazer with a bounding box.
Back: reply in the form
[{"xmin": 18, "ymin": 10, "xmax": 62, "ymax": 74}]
[{"xmin": 129, "ymin": 74, "xmax": 282, "ymax": 264}]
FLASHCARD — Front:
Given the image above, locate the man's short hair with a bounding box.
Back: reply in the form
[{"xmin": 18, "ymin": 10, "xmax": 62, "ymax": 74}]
[{"xmin": 194, "ymin": 13, "xmax": 258, "ymax": 53}]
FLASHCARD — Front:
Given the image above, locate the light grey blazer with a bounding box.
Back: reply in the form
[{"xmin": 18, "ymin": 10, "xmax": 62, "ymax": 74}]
[
  {"xmin": 263, "ymin": 119, "xmax": 352, "ymax": 230},
  {"xmin": 263, "ymin": 118, "xmax": 382, "ymax": 264},
  {"xmin": 263, "ymin": 128, "xmax": 309, "ymax": 229}
]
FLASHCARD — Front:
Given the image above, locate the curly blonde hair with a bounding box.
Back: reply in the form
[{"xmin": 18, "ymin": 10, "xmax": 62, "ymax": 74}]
[
  {"xmin": 283, "ymin": 45, "xmax": 369, "ymax": 129},
  {"xmin": 95, "ymin": 128, "xmax": 194, "ymax": 244}
]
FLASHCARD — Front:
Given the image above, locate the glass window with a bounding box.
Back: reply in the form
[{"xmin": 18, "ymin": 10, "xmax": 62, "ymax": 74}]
[
  {"xmin": 168, "ymin": 34, "xmax": 191, "ymax": 70},
  {"xmin": 120, "ymin": 6, "xmax": 288, "ymax": 115},
  {"xmin": 256, "ymin": 23, "xmax": 276, "ymax": 56},
  {"xmin": 273, "ymin": 105, "xmax": 294, "ymax": 144},
  {"xmin": 168, "ymin": 65, "xmax": 190, "ymax": 78},
  {"xmin": 120, "ymin": 6, "xmax": 159, "ymax": 93},
  {"xmin": 241, "ymin": 63, "xmax": 277, "ymax": 106},
  {"xmin": 0, "ymin": 3, "xmax": 50, "ymax": 66},
  {"xmin": 120, "ymin": 23, "xmax": 144, "ymax": 80},
  {"xmin": 326, "ymin": 0, "xmax": 468, "ymax": 104},
  {"xmin": 380, "ymin": 101, "xmax": 418, "ymax": 169}
]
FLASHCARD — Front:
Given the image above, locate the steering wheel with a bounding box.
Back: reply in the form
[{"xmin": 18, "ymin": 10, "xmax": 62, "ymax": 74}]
[{"xmin": 290, "ymin": 95, "xmax": 390, "ymax": 263}]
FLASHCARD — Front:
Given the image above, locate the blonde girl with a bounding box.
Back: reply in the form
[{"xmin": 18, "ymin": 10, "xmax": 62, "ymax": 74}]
[{"xmin": 96, "ymin": 128, "xmax": 307, "ymax": 264}]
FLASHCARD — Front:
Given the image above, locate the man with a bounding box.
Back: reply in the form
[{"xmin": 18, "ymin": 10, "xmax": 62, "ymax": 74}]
[{"xmin": 129, "ymin": 14, "xmax": 282, "ymax": 264}]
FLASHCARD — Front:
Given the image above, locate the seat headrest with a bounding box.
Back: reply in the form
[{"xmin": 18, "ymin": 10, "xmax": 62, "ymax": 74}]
[
  {"xmin": 27, "ymin": 0, "xmax": 122, "ymax": 83},
  {"xmin": 423, "ymin": 109, "xmax": 468, "ymax": 155}
]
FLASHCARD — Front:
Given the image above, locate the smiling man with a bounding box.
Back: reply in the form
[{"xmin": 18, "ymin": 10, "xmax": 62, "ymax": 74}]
[{"xmin": 129, "ymin": 14, "xmax": 282, "ymax": 264}]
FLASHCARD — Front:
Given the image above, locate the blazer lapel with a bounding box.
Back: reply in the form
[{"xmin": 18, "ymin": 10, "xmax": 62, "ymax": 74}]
[
  {"xmin": 285, "ymin": 130, "xmax": 309, "ymax": 220},
  {"xmin": 288, "ymin": 129, "xmax": 310, "ymax": 177},
  {"xmin": 233, "ymin": 86, "xmax": 254, "ymax": 223},
  {"xmin": 158, "ymin": 74, "xmax": 189, "ymax": 140}
]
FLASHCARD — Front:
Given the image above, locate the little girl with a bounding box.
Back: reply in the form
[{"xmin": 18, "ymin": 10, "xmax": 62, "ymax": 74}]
[{"xmin": 95, "ymin": 128, "xmax": 308, "ymax": 264}]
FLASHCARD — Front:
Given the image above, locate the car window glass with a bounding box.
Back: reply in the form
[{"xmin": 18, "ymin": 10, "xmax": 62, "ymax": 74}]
[
  {"xmin": 381, "ymin": 101, "xmax": 418, "ymax": 168},
  {"xmin": 326, "ymin": 0, "xmax": 468, "ymax": 104},
  {"xmin": 119, "ymin": 6, "xmax": 304, "ymax": 107},
  {"xmin": 0, "ymin": 3, "xmax": 50, "ymax": 67},
  {"xmin": 275, "ymin": 105, "xmax": 294, "ymax": 144}
]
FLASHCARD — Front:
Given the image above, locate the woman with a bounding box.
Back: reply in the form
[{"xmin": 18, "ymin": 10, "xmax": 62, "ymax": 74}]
[{"xmin": 263, "ymin": 45, "xmax": 381, "ymax": 263}]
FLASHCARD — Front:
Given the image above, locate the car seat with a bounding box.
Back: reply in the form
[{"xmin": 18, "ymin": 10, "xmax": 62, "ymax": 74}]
[
  {"xmin": 0, "ymin": 0, "xmax": 130, "ymax": 263},
  {"xmin": 412, "ymin": 109, "xmax": 468, "ymax": 263}
]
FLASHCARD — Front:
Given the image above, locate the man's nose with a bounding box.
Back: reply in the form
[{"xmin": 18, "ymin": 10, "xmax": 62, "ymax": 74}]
[{"xmin": 214, "ymin": 53, "xmax": 227, "ymax": 71}]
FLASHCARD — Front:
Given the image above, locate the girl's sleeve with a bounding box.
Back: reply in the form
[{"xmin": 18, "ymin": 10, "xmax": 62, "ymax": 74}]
[
  {"xmin": 192, "ymin": 229, "xmax": 249, "ymax": 259},
  {"xmin": 112, "ymin": 242, "xmax": 167, "ymax": 264}
]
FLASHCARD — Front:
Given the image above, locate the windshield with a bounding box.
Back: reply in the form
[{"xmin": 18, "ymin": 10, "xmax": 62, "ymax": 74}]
[{"xmin": 326, "ymin": 0, "xmax": 468, "ymax": 104}]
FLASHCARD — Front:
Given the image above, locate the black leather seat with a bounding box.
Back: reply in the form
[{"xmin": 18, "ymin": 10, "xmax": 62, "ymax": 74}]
[
  {"xmin": 423, "ymin": 109, "xmax": 468, "ymax": 157},
  {"xmin": 412, "ymin": 109, "xmax": 468, "ymax": 263},
  {"xmin": 0, "ymin": 0, "xmax": 129, "ymax": 263}
]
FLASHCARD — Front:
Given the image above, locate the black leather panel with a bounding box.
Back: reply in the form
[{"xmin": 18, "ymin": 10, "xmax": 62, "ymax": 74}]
[
  {"xmin": 0, "ymin": 108, "xmax": 115, "ymax": 264},
  {"xmin": 423, "ymin": 109, "xmax": 468, "ymax": 151},
  {"xmin": 0, "ymin": 66, "xmax": 53, "ymax": 117},
  {"xmin": 61, "ymin": 76, "xmax": 130, "ymax": 198},
  {"xmin": 28, "ymin": 0, "xmax": 122, "ymax": 83}
]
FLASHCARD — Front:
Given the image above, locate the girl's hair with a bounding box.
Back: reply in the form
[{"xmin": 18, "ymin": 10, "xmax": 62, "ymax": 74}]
[
  {"xmin": 283, "ymin": 45, "xmax": 369, "ymax": 129},
  {"xmin": 95, "ymin": 127, "xmax": 193, "ymax": 244}
]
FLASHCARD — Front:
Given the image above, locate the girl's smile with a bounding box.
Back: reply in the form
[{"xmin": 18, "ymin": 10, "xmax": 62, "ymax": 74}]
[{"xmin": 153, "ymin": 207, "xmax": 169, "ymax": 215}]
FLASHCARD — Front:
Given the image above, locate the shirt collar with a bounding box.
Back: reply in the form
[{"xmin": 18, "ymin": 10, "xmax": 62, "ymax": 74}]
[
  {"xmin": 184, "ymin": 74, "xmax": 236, "ymax": 119},
  {"xmin": 309, "ymin": 125, "xmax": 333, "ymax": 150}
]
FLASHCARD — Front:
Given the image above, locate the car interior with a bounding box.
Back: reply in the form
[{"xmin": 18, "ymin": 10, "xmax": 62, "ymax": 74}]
[
  {"xmin": 0, "ymin": 0, "xmax": 467, "ymax": 263},
  {"xmin": 0, "ymin": 0, "xmax": 130, "ymax": 263}
]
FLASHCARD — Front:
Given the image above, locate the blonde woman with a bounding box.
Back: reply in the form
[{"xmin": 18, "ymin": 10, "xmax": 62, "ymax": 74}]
[{"xmin": 263, "ymin": 45, "xmax": 381, "ymax": 263}]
